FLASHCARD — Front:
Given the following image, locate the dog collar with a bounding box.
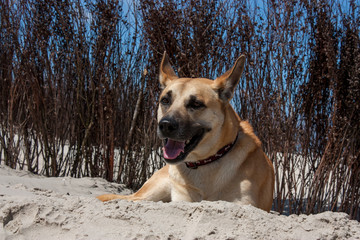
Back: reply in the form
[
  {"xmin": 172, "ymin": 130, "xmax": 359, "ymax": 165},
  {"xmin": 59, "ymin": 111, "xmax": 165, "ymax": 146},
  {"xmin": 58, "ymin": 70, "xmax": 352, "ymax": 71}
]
[{"xmin": 185, "ymin": 133, "xmax": 239, "ymax": 169}]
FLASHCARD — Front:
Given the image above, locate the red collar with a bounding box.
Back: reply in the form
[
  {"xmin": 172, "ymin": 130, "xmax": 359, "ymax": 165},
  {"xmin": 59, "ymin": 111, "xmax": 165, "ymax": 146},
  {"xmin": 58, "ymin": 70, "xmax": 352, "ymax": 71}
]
[{"xmin": 185, "ymin": 133, "xmax": 239, "ymax": 169}]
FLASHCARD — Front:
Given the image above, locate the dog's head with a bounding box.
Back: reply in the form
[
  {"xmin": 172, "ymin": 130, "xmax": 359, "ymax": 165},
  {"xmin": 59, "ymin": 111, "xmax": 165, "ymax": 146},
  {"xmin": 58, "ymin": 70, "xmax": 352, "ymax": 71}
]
[{"xmin": 157, "ymin": 52, "xmax": 245, "ymax": 164}]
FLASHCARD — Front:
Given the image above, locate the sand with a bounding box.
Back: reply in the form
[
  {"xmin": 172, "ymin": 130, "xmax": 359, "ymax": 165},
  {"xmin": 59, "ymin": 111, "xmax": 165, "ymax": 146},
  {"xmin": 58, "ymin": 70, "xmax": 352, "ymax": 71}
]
[{"xmin": 1, "ymin": 165, "xmax": 359, "ymax": 240}]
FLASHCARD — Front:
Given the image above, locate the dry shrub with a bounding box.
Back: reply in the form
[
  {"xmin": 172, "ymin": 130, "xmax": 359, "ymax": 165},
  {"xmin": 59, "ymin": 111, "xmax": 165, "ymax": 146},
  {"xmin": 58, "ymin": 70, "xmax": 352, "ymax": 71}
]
[{"xmin": 0, "ymin": 0, "xmax": 359, "ymax": 220}]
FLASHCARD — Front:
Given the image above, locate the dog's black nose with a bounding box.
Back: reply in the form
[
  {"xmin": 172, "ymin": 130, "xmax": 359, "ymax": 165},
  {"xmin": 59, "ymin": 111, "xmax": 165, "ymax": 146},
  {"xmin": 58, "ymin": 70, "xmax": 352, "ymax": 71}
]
[{"xmin": 159, "ymin": 118, "xmax": 179, "ymax": 136}]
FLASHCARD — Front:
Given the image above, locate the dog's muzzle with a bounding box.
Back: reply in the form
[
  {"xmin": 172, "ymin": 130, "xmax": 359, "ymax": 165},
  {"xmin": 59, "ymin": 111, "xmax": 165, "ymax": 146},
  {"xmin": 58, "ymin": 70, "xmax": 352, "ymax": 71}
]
[{"xmin": 157, "ymin": 117, "xmax": 207, "ymax": 164}]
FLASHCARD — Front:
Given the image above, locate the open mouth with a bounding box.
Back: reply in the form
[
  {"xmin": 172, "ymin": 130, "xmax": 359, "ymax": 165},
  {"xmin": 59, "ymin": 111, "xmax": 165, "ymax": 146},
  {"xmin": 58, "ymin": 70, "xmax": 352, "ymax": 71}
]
[{"xmin": 162, "ymin": 129, "xmax": 205, "ymax": 164}]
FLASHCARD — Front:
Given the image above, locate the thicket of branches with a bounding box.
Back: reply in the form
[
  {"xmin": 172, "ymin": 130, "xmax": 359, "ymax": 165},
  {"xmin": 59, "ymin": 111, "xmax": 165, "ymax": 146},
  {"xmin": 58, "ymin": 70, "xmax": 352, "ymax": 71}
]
[{"xmin": 1, "ymin": 0, "xmax": 359, "ymax": 220}]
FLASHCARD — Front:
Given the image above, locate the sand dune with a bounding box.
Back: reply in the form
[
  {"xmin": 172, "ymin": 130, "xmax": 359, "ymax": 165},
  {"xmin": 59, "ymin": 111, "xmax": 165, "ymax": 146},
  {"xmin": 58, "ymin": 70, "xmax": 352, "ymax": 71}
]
[{"xmin": 1, "ymin": 165, "xmax": 359, "ymax": 240}]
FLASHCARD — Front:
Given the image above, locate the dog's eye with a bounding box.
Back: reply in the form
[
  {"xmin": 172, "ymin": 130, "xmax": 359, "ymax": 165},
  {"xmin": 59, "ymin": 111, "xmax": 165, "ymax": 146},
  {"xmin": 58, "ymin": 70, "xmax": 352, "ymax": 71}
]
[
  {"xmin": 160, "ymin": 97, "xmax": 170, "ymax": 105},
  {"xmin": 188, "ymin": 101, "xmax": 206, "ymax": 110}
]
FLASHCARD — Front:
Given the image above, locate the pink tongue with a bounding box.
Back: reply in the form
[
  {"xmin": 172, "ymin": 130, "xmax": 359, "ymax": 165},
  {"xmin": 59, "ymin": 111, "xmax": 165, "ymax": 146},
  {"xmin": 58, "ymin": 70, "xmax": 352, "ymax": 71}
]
[{"xmin": 162, "ymin": 139, "xmax": 185, "ymax": 159}]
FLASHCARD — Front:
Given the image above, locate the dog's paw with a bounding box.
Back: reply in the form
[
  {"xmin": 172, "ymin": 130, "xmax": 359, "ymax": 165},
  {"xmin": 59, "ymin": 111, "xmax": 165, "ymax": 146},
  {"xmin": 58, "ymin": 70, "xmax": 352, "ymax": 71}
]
[{"xmin": 96, "ymin": 194, "xmax": 121, "ymax": 202}]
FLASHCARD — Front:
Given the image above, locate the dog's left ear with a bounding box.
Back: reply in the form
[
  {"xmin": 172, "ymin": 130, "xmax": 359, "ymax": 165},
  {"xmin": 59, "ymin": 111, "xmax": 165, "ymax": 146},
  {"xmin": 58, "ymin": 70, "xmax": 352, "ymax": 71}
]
[
  {"xmin": 159, "ymin": 51, "xmax": 178, "ymax": 88},
  {"xmin": 213, "ymin": 55, "xmax": 246, "ymax": 102}
]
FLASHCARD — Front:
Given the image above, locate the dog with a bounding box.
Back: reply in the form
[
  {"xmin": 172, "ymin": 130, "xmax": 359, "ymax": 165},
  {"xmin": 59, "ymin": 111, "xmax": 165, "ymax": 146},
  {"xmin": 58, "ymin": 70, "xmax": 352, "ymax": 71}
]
[{"xmin": 97, "ymin": 52, "xmax": 275, "ymax": 212}]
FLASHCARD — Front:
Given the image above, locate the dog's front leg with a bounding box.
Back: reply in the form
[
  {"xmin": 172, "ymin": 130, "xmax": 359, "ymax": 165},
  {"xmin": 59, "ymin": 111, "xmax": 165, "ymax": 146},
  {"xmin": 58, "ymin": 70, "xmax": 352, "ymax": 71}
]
[
  {"xmin": 170, "ymin": 182, "xmax": 202, "ymax": 202},
  {"xmin": 97, "ymin": 165, "xmax": 171, "ymax": 202}
]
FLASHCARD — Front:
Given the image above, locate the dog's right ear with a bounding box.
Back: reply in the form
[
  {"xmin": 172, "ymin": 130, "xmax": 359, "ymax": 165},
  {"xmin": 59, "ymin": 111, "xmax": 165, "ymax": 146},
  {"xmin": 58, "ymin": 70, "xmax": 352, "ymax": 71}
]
[{"xmin": 159, "ymin": 51, "xmax": 178, "ymax": 88}]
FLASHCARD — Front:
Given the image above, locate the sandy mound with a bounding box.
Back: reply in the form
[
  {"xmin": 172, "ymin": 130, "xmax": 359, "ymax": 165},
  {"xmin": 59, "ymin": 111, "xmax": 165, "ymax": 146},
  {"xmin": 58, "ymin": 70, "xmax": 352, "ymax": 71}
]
[{"xmin": 1, "ymin": 165, "xmax": 359, "ymax": 240}]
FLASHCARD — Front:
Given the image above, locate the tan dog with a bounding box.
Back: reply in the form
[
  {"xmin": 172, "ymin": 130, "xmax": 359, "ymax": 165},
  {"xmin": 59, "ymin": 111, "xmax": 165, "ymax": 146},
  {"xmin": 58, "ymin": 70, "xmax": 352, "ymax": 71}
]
[{"xmin": 97, "ymin": 53, "xmax": 275, "ymax": 212}]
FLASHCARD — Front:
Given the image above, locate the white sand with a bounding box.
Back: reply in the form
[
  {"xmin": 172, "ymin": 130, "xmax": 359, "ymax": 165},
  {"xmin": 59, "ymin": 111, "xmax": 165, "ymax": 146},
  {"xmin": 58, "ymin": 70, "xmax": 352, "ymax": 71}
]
[{"xmin": 1, "ymin": 165, "xmax": 359, "ymax": 240}]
